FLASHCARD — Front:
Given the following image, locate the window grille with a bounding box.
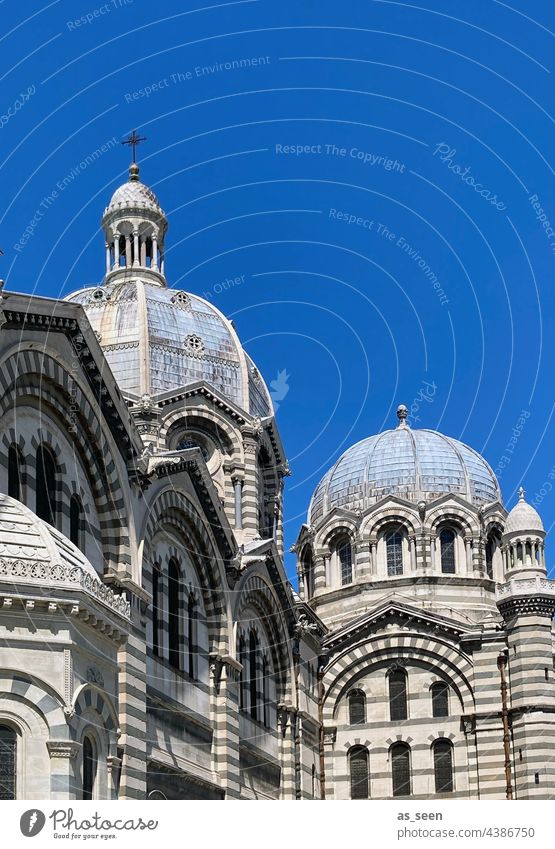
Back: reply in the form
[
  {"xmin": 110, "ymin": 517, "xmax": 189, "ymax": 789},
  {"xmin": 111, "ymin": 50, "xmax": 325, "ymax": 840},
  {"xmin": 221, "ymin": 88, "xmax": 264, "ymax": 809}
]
[
  {"xmin": 391, "ymin": 743, "xmax": 411, "ymax": 797},
  {"xmin": 350, "ymin": 747, "xmax": 369, "ymax": 799},
  {"xmin": 433, "ymin": 740, "xmax": 453, "ymax": 793},
  {"xmin": 386, "ymin": 531, "xmax": 403, "ymax": 576}
]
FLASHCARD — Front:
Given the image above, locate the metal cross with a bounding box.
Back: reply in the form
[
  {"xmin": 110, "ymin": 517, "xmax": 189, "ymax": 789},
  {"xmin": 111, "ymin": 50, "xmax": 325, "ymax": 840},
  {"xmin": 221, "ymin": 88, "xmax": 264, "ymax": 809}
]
[{"xmin": 122, "ymin": 130, "xmax": 147, "ymax": 163}]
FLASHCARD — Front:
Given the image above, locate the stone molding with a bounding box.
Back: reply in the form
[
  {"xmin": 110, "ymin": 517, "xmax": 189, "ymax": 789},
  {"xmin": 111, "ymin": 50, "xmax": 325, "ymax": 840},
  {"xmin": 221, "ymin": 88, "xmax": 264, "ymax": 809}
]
[{"xmin": 0, "ymin": 558, "xmax": 130, "ymax": 619}]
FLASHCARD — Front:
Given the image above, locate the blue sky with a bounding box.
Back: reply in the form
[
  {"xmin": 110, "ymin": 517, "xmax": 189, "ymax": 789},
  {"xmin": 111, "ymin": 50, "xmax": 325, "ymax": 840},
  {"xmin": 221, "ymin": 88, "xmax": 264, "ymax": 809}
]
[{"xmin": 1, "ymin": 0, "xmax": 554, "ymax": 577}]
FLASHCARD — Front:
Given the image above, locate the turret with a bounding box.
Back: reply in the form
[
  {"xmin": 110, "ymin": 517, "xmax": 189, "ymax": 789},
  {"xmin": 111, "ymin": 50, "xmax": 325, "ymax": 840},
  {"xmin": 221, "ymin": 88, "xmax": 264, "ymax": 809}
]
[
  {"xmin": 501, "ymin": 487, "xmax": 546, "ymax": 580},
  {"xmin": 101, "ymin": 156, "xmax": 168, "ymax": 287}
]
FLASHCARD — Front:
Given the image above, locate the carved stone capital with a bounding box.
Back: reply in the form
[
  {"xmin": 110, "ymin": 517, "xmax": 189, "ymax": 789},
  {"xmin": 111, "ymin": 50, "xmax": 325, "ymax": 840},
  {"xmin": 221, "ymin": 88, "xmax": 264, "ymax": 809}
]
[
  {"xmin": 323, "ymin": 726, "xmax": 337, "ymax": 745},
  {"xmin": 47, "ymin": 741, "xmax": 81, "ymax": 760}
]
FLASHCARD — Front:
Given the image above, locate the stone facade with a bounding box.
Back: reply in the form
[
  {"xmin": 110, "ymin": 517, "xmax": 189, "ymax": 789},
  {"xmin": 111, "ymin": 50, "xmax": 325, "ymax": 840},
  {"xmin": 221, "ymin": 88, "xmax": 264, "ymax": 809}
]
[{"xmin": 0, "ymin": 163, "xmax": 553, "ymax": 802}]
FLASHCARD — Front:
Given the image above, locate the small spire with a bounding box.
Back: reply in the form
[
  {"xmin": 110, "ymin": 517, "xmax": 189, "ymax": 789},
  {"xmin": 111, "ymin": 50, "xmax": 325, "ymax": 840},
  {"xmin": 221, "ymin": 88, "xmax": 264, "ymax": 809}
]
[
  {"xmin": 396, "ymin": 404, "xmax": 409, "ymax": 428},
  {"xmin": 518, "ymin": 485, "xmax": 526, "ymax": 502}
]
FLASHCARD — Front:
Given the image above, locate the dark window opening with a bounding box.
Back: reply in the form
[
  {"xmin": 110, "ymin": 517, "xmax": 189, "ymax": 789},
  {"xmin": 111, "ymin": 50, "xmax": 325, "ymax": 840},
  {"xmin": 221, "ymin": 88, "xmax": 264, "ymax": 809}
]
[
  {"xmin": 82, "ymin": 736, "xmax": 97, "ymax": 800},
  {"xmin": 0, "ymin": 725, "xmax": 16, "ymax": 800},
  {"xmin": 238, "ymin": 636, "xmax": 247, "ymax": 710},
  {"xmin": 338, "ymin": 540, "xmax": 353, "ymax": 585},
  {"xmin": 433, "ymin": 740, "xmax": 453, "ymax": 794},
  {"xmin": 391, "ymin": 742, "xmax": 411, "ymax": 797},
  {"xmin": 262, "ymin": 655, "xmax": 270, "ymax": 727},
  {"xmin": 350, "ymin": 746, "xmax": 369, "ymax": 800},
  {"xmin": 440, "ymin": 529, "xmax": 456, "ymax": 574},
  {"xmin": 348, "ymin": 689, "xmax": 366, "ymax": 725},
  {"xmin": 485, "ymin": 532, "xmax": 500, "ymax": 580},
  {"xmin": 249, "ymin": 631, "xmax": 259, "ymax": 721},
  {"xmin": 8, "ymin": 445, "xmax": 23, "ymax": 502},
  {"xmin": 168, "ymin": 559, "xmax": 181, "ymax": 670},
  {"xmin": 36, "ymin": 445, "xmax": 57, "ymax": 526},
  {"xmin": 69, "ymin": 495, "xmax": 83, "ymax": 549},
  {"xmin": 386, "ymin": 531, "xmax": 404, "ymax": 576},
  {"xmin": 389, "ymin": 667, "xmax": 408, "ymax": 721},
  {"xmin": 152, "ymin": 564, "xmax": 161, "ymax": 657},
  {"xmin": 431, "ymin": 682, "xmax": 449, "ymax": 718},
  {"xmin": 187, "ymin": 593, "xmax": 197, "ymax": 680}
]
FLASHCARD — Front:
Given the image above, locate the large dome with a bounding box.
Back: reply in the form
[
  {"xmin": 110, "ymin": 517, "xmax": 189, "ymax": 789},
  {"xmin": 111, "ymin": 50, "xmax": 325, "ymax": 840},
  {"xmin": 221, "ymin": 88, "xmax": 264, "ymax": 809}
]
[
  {"xmin": 66, "ymin": 279, "xmax": 273, "ymax": 415},
  {"xmin": 309, "ymin": 408, "xmax": 501, "ymax": 523}
]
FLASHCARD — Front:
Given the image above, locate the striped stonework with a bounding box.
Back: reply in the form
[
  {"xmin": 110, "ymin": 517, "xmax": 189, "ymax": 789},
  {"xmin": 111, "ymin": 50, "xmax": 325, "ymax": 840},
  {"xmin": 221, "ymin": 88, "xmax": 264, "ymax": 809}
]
[{"xmin": 0, "ymin": 347, "xmax": 132, "ymax": 576}]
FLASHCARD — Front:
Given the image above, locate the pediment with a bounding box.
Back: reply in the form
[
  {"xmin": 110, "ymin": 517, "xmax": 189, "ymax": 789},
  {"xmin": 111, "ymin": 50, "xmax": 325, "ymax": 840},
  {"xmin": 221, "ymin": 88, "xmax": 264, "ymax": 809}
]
[{"xmin": 322, "ymin": 597, "xmax": 475, "ymax": 653}]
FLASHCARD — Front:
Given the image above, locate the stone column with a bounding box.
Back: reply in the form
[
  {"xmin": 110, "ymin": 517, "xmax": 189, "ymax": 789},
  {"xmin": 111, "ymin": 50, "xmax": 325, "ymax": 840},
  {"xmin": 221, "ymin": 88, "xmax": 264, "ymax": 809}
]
[
  {"xmin": 465, "ymin": 538, "xmax": 473, "ymax": 575},
  {"xmin": 152, "ymin": 235, "xmax": 158, "ymax": 270},
  {"xmin": 241, "ymin": 430, "xmax": 259, "ymax": 537},
  {"xmin": 313, "ymin": 554, "xmax": 326, "ymax": 594},
  {"xmin": 133, "ymin": 230, "xmax": 139, "ymax": 266},
  {"xmin": 409, "ymin": 535, "xmax": 417, "ymax": 572},
  {"xmin": 278, "ymin": 705, "xmax": 297, "ymax": 800},
  {"xmin": 369, "ymin": 540, "xmax": 377, "ymax": 576},
  {"xmin": 105, "ymin": 243, "xmax": 111, "ymax": 274},
  {"xmin": 47, "ymin": 740, "xmax": 80, "ymax": 800},
  {"xmin": 124, "ymin": 235, "xmax": 131, "ymax": 267},
  {"xmin": 114, "ymin": 237, "xmax": 120, "ymax": 267},
  {"xmin": 210, "ymin": 654, "xmax": 242, "ymax": 799},
  {"xmin": 117, "ymin": 592, "xmax": 148, "ymax": 799},
  {"xmin": 356, "ymin": 541, "xmax": 372, "ymax": 581},
  {"xmin": 140, "ymin": 237, "xmax": 146, "ymax": 266},
  {"xmin": 232, "ymin": 477, "xmax": 243, "ymax": 530},
  {"xmin": 107, "ymin": 753, "xmax": 123, "ymax": 800},
  {"xmin": 322, "ymin": 727, "xmax": 337, "ymax": 800}
]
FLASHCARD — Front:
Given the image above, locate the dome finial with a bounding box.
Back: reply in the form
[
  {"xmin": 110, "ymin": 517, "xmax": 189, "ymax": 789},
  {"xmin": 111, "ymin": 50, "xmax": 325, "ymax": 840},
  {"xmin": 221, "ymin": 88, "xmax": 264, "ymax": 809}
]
[
  {"xmin": 396, "ymin": 404, "xmax": 409, "ymax": 428},
  {"xmin": 518, "ymin": 485, "xmax": 526, "ymax": 502}
]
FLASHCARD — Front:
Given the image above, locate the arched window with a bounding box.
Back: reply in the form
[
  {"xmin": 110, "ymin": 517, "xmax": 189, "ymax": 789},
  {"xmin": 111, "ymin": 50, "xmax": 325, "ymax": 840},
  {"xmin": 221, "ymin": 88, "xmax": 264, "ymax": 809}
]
[
  {"xmin": 262, "ymin": 655, "xmax": 270, "ymax": 727},
  {"xmin": 82, "ymin": 735, "xmax": 97, "ymax": 800},
  {"xmin": 8, "ymin": 445, "xmax": 23, "ymax": 502},
  {"xmin": 257, "ymin": 448, "xmax": 275, "ymax": 540},
  {"xmin": 187, "ymin": 593, "xmax": 197, "ymax": 680},
  {"xmin": 301, "ymin": 547, "xmax": 314, "ymax": 598},
  {"xmin": 431, "ymin": 682, "xmax": 449, "ymax": 718},
  {"xmin": 389, "ymin": 667, "xmax": 408, "ymax": 721},
  {"xmin": 440, "ymin": 529, "xmax": 456, "ymax": 574},
  {"xmin": 348, "ymin": 689, "xmax": 366, "ymax": 725},
  {"xmin": 238, "ymin": 635, "xmax": 247, "ymax": 710},
  {"xmin": 168, "ymin": 559, "xmax": 181, "ymax": 670},
  {"xmin": 249, "ymin": 631, "xmax": 259, "ymax": 721},
  {"xmin": 391, "ymin": 742, "xmax": 411, "ymax": 797},
  {"xmin": 0, "ymin": 725, "xmax": 17, "ymax": 800},
  {"xmin": 349, "ymin": 746, "xmax": 369, "ymax": 799},
  {"xmin": 151, "ymin": 563, "xmax": 161, "ymax": 657},
  {"xmin": 485, "ymin": 531, "xmax": 501, "ymax": 580},
  {"xmin": 386, "ymin": 530, "xmax": 404, "ymax": 576},
  {"xmin": 69, "ymin": 495, "xmax": 83, "ymax": 549},
  {"xmin": 433, "ymin": 739, "xmax": 453, "ymax": 793},
  {"xmin": 338, "ymin": 539, "xmax": 353, "ymax": 585},
  {"xmin": 36, "ymin": 445, "xmax": 57, "ymax": 526}
]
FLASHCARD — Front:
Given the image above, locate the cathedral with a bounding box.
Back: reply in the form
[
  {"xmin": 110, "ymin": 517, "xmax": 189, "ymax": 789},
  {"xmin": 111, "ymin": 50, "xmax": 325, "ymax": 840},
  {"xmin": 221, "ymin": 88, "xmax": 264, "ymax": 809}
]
[{"xmin": 0, "ymin": 151, "xmax": 554, "ymax": 802}]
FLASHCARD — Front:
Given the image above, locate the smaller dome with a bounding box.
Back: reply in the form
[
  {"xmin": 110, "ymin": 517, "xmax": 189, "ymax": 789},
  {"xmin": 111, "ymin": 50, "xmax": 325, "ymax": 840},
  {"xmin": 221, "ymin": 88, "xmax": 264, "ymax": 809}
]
[
  {"xmin": 105, "ymin": 168, "xmax": 163, "ymax": 216},
  {"xmin": 504, "ymin": 487, "xmax": 544, "ymax": 534},
  {"xmin": 0, "ymin": 494, "xmax": 129, "ymax": 619}
]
